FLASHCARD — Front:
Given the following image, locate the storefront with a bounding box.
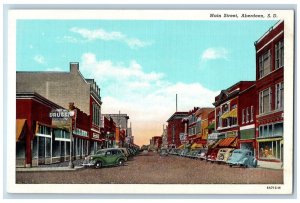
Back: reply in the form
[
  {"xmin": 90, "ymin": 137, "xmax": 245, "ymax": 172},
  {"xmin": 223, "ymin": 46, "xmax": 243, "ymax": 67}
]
[
  {"xmin": 257, "ymin": 122, "xmax": 283, "ymax": 162},
  {"xmin": 240, "ymin": 127, "xmax": 256, "ymax": 155},
  {"xmin": 90, "ymin": 132, "xmax": 105, "ymax": 154},
  {"xmin": 73, "ymin": 128, "xmax": 89, "ymax": 159},
  {"xmin": 52, "ymin": 128, "xmax": 70, "ymax": 163}
]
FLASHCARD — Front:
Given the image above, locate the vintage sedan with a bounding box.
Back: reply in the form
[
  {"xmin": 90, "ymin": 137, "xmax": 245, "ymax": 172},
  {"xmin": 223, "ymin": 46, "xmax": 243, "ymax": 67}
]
[
  {"xmin": 226, "ymin": 149, "xmax": 258, "ymax": 168},
  {"xmin": 159, "ymin": 148, "xmax": 169, "ymax": 156},
  {"xmin": 82, "ymin": 148, "xmax": 127, "ymax": 168},
  {"xmin": 206, "ymin": 148, "xmax": 221, "ymax": 162},
  {"xmin": 215, "ymin": 148, "xmax": 235, "ymax": 163}
]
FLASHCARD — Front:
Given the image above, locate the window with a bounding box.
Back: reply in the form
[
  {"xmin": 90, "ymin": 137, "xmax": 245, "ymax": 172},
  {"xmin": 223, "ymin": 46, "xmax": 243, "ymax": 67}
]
[
  {"xmin": 246, "ymin": 107, "xmax": 249, "ymax": 123},
  {"xmin": 259, "ymin": 122, "xmax": 283, "ymax": 138},
  {"xmin": 258, "ymin": 50, "xmax": 271, "ymax": 78},
  {"xmin": 275, "ymin": 82, "xmax": 284, "ymax": 110},
  {"xmin": 275, "ymin": 40, "xmax": 284, "ymax": 69},
  {"xmin": 250, "ymin": 106, "xmax": 254, "ymax": 121},
  {"xmin": 242, "ymin": 109, "xmax": 244, "ymax": 124},
  {"xmin": 259, "ymin": 88, "xmax": 271, "ymax": 114},
  {"xmin": 37, "ymin": 125, "xmax": 51, "ymax": 135},
  {"xmin": 258, "ymin": 141, "xmax": 281, "ymax": 160}
]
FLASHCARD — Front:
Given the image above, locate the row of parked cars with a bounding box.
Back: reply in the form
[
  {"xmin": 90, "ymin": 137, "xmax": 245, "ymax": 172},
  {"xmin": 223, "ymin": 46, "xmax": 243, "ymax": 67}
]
[
  {"xmin": 82, "ymin": 147, "xmax": 140, "ymax": 169},
  {"xmin": 164, "ymin": 147, "xmax": 257, "ymax": 168}
]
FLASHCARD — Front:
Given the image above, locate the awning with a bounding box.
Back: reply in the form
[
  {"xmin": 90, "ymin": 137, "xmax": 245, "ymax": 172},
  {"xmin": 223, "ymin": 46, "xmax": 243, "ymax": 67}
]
[
  {"xmin": 206, "ymin": 123, "xmax": 215, "ymax": 130},
  {"xmin": 191, "ymin": 143, "xmax": 203, "ymax": 149},
  {"xmin": 178, "ymin": 144, "xmax": 184, "ymax": 149},
  {"xmin": 218, "ymin": 137, "xmax": 236, "ymax": 147},
  {"xmin": 221, "ymin": 111, "xmax": 230, "ymax": 119},
  {"xmin": 257, "ymin": 137, "xmax": 283, "ymax": 142},
  {"xmin": 228, "ymin": 108, "xmax": 237, "ymax": 118},
  {"xmin": 16, "ymin": 119, "xmax": 26, "ymax": 142}
]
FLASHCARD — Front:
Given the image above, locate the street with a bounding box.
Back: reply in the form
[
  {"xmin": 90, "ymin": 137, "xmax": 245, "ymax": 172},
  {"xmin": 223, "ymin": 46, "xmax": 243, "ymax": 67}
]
[{"xmin": 16, "ymin": 152, "xmax": 283, "ymax": 184}]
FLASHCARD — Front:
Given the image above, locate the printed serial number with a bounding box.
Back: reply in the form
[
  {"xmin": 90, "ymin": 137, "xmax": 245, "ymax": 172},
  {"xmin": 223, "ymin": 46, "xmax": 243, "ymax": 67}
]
[{"xmin": 267, "ymin": 186, "xmax": 281, "ymax": 189}]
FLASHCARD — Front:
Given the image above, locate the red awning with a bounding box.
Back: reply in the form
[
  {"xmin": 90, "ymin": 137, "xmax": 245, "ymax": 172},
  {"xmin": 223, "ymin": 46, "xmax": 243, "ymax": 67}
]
[{"xmin": 218, "ymin": 137, "xmax": 236, "ymax": 147}]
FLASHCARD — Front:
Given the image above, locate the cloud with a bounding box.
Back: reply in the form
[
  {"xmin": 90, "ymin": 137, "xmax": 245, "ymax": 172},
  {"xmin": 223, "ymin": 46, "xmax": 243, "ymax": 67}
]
[
  {"xmin": 33, "ymin": 55, "xmax": 45, "ymax": 64},
  {"xmin": 80, "ymin": 53, "xmax": 219, "ymax": 146},
  {"xmin": 201, "ymin": 47, "xmax": 229, "ymax": 61},
  {"xmin": 70, "ymin": 27, "xmax": 153, "ymax": 49},
  {"xmin": 45, "ymin": 67, "xmax": 64, "ymax": 72}
]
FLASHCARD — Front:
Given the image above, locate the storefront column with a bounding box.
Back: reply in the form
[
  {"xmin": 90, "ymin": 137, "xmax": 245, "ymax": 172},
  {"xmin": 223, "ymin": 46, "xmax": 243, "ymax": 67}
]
[{"xmin": 25, "ymin": 131, "xmax": 32, "ymax": 167}]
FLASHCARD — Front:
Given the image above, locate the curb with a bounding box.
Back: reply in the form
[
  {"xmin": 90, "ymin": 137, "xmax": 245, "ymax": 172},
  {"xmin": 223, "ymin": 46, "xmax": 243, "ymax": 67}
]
[{"xmin": 16, "ymin": 166, "xmax": 85, "ymax": 172}]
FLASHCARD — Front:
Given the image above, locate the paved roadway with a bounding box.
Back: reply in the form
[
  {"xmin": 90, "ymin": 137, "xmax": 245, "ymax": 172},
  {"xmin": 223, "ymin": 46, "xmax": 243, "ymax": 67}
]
[{"xmin": 16, "ymin": 152, "xmax": 283, "ymax": 184}]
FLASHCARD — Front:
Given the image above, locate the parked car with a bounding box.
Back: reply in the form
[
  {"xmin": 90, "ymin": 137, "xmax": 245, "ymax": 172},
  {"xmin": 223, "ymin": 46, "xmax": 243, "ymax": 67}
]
[
  {"xmin": 189, "ymin": 149, "xmax": 201, "ymax": 159},
  {"xmin": 216, "ymin": 148, "xmax": 235, "ymax": 163},
  {"xmin": 82, "ymin": 148, "xmax": 126, "ymax": 168},
  {"xmin": 196, "ymin": 148, "xmax": 208, "ymax": 160},
  {"xmin": 160, "ymin": 148, "xmax": 169, "ymax": 156},
  {"xmin": 180, "ymin": 148, "xmax": 189, "ymax": 157},
  {"xmin": 206, "ymin": 148, "xmax": 221, "ymax": 162},
  {"xmin": 119, "ymin": 148, "xmax": 131, "ymax": 160},
  {"xmin": 226, "ymin": 149, "xmax": 258, "ymax": 168}
]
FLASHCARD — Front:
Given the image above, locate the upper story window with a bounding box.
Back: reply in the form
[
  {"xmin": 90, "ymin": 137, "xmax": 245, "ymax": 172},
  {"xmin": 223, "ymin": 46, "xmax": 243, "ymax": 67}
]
[
  {"xmin": 242, "ymin": 109, "xmax": 245, "ymax": 124},
  {"xmin": 92, "ymin": 103, "xmax": 100, "ymax": 126},
  {"xmin": 275, "ymin": 82, "xmax": 284, "ymax": 110},
  {"xmin": 275, "ymin": 40, "xmax": 284, "ymax": 69},
  {"xmin": 258, "ymin": 50, "xmax": 271, "ymax": 79},
  {"xmin": 259, "ymin": 88, "xmax": 271, "ymax": 114},
  {"xmin": 250, "ymin": 106, "xmax": 254, "ymax": 122}
]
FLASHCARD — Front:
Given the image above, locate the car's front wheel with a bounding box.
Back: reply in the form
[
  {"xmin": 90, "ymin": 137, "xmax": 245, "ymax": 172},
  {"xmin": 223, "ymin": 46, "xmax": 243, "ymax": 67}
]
[
  {"xmin": 95, "ymin": 161, "xmax": 102, "ymax": 169},
  {"xmin": 118, "ymin": 159, "xmax": 125, "ymax": 166}
]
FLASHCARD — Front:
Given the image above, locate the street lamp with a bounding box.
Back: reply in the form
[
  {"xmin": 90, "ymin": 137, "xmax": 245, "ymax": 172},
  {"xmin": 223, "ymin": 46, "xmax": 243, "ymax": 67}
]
[
  {"xmin": 68, "ymin": 109, "xmax": 76, "ymax": 169},
  {"xmin": 106, "ymin": 131, "xmax": 110, "ymax": 148}
]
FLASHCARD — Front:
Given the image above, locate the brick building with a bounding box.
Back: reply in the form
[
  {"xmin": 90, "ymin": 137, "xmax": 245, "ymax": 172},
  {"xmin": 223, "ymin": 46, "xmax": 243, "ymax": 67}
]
[
  {"xmin": 254, "ymin": 21, "xmax": 284, "ymax": 164},
  {"xmin": 166, "ymin": 112, "xmax": 188, "ymax": 148},
  {"xmin": 16, "ymin": 62, "xmax": 102, "ymax": 155},
  {"xmin": 16, "ymin": 92, "xmax": 69, "ymax": 167},
  {"xmin": 213, "ymin": 81, "xmax": 256, "ymax": 148}
]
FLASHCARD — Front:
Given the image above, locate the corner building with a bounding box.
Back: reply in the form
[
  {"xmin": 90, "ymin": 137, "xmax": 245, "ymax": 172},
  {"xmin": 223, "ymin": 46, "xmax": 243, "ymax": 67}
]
[{"xmin": 254, "ymin": 21, "xmax": 284, "ymax": 165}]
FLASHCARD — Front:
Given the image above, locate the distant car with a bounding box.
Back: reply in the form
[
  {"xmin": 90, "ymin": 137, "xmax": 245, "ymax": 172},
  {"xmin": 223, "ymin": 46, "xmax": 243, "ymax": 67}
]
[
  {"xmin": 226, "ymin": 149, "xmax": 257, "ymax": 168},
  {"xmin": 216, "ymin": 148, "xmax": 234, "ymax": 163},
  {"xmin": 82, "ymin": 148, "xmax": 126, "ymax": 168},
  {"xmin": 160, "ymin": 148, "xmax": 169, "ymax": 156},
  {"xmin": 196, "ymin": 148, "xmax": 208, "ymax": 160},
  {"xmin": 189, "ymin": 149, "xmax": 201, "ymax": 159},
  {"xmin": 207, "ymin": 148, "xmax": 221, "ymax": 162},
  {"xmin": 180, "ymin": 149, "xmax": 189, "ymax": 157}
]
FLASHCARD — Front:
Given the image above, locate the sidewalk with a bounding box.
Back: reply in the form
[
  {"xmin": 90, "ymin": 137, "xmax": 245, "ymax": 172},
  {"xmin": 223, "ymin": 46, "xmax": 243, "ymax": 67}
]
[
  {"xmin": 16, "ymin": 166, "xmax": 85, "ymax": 172},
  {"xmin": 257, "ymin": 160, "xmax": 283, "ymax": 170}
]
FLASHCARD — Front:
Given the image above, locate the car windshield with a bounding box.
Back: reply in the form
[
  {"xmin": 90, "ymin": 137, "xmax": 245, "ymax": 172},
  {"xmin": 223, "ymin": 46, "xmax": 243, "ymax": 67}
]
[{"xmin": 95, "ymin": 150, "xmax": 106, "ymax": 155}]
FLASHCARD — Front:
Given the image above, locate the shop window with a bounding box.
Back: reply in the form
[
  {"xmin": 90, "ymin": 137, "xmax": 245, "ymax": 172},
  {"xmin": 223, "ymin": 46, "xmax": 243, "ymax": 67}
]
[
  {"xmin": 16, "ymin": 141, "xmax": 26, "ymax": 158},
  {"xmin": 259, "ymin": 123, "xmax": 283, "ymax": 138},
  {"xmin": 38, "ymin": 137, "xmax": 45, "ymax": 158},
  {"xmin": 61, "ymin": 142, "xmax": 65, "ymax": 157},
  {"xmin": 259, "ymin": 141, "xmax": 281, "ymax": 160},
  {"xmin": 32, "ymin": 137, "xmax": 38, "ymax": 158},
  {"xmin": 275, "ymin": 40, "xmax": 284, "ymax": 69},
  {"xmin": 38, "ymin": 125, "xmax": 51, "ymax": 135},
  {"xmin": 45, "ymin": 137, "xmax": 51, "ymax": 158},
  {"xmin": 65, "ymin": 142, "xmax": 70, "ymax": 156},
  {"xmin": 52, "ymin": 141, "xmax": 61, "ymax": 157}
]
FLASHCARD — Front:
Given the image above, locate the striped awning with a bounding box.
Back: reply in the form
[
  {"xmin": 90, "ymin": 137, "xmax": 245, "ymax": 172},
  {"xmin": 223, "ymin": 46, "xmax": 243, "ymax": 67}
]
[
  {"xmin": 218, "ymin": 137, "xmax": 236, "ymax": 147},
  {"xmin": 221, "ymin": 111, "xmax": 230, "ymax": 119},
  {"xmin": 228, "ymin": 108, "xmax": 237, "ymax": 118}
]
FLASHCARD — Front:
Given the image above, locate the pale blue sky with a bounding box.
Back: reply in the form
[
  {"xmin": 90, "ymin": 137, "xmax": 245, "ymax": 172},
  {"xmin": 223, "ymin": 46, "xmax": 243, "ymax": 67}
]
[
  {"xmin": 17, "ymin": 20, "xmax": 276, "ymax": 91},
  {"xmin": 16, "ymin": 20, "xmax": 277, "ymax": 145}
]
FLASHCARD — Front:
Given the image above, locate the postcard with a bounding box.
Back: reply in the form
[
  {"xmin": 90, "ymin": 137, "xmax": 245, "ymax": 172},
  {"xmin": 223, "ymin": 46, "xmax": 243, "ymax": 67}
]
[{"xmin": 6, "ymin": 9, "xmax": 294, "ymax": 194}]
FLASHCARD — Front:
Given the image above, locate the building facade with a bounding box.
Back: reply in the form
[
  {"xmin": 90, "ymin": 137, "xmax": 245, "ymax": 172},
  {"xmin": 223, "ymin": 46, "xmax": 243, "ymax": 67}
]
[
  {"xmin": 16, "ymin": 62, "xmax": 103, "ymax": 155},
  {"xmin": 214, "ymin": 81, "xmax": 256, "ymax": 149},
  {"xmin": 254, "ymin": 21, "xmax": 284, "ymax": 164},
  {"xmin": 166, "ymin": 112, "xmax": 189, "ymax": 148},
  {"xmin": 16, "ymin": 92, "xmax": 69, "ymax": 167}
]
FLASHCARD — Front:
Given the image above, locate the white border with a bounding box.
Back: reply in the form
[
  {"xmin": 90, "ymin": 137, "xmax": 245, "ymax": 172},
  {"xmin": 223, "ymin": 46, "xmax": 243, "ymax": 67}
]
[{"xmin": 7, "ymin": 9, "xmax": 294, "ymax": 194}]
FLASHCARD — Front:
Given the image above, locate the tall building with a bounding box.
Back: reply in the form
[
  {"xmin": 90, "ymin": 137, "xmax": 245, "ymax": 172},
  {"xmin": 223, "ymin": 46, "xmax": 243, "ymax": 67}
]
[{"xmin": 254, "ymin": 21, "xmax": 284, "ymax": 165}]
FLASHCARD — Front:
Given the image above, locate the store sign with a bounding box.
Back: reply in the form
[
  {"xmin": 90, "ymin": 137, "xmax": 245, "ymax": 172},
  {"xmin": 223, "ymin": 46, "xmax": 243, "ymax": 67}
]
[
  {"xmin": 49, "ymin": 109, "xmax": 70, "ymax": 118},
  {"xmin": 93, "ymin": 133, "xmax": 100, "ymax": 139},
  {"xmin": 226, "ymin": 131, "xmax": 237, "ymax": 138}
]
